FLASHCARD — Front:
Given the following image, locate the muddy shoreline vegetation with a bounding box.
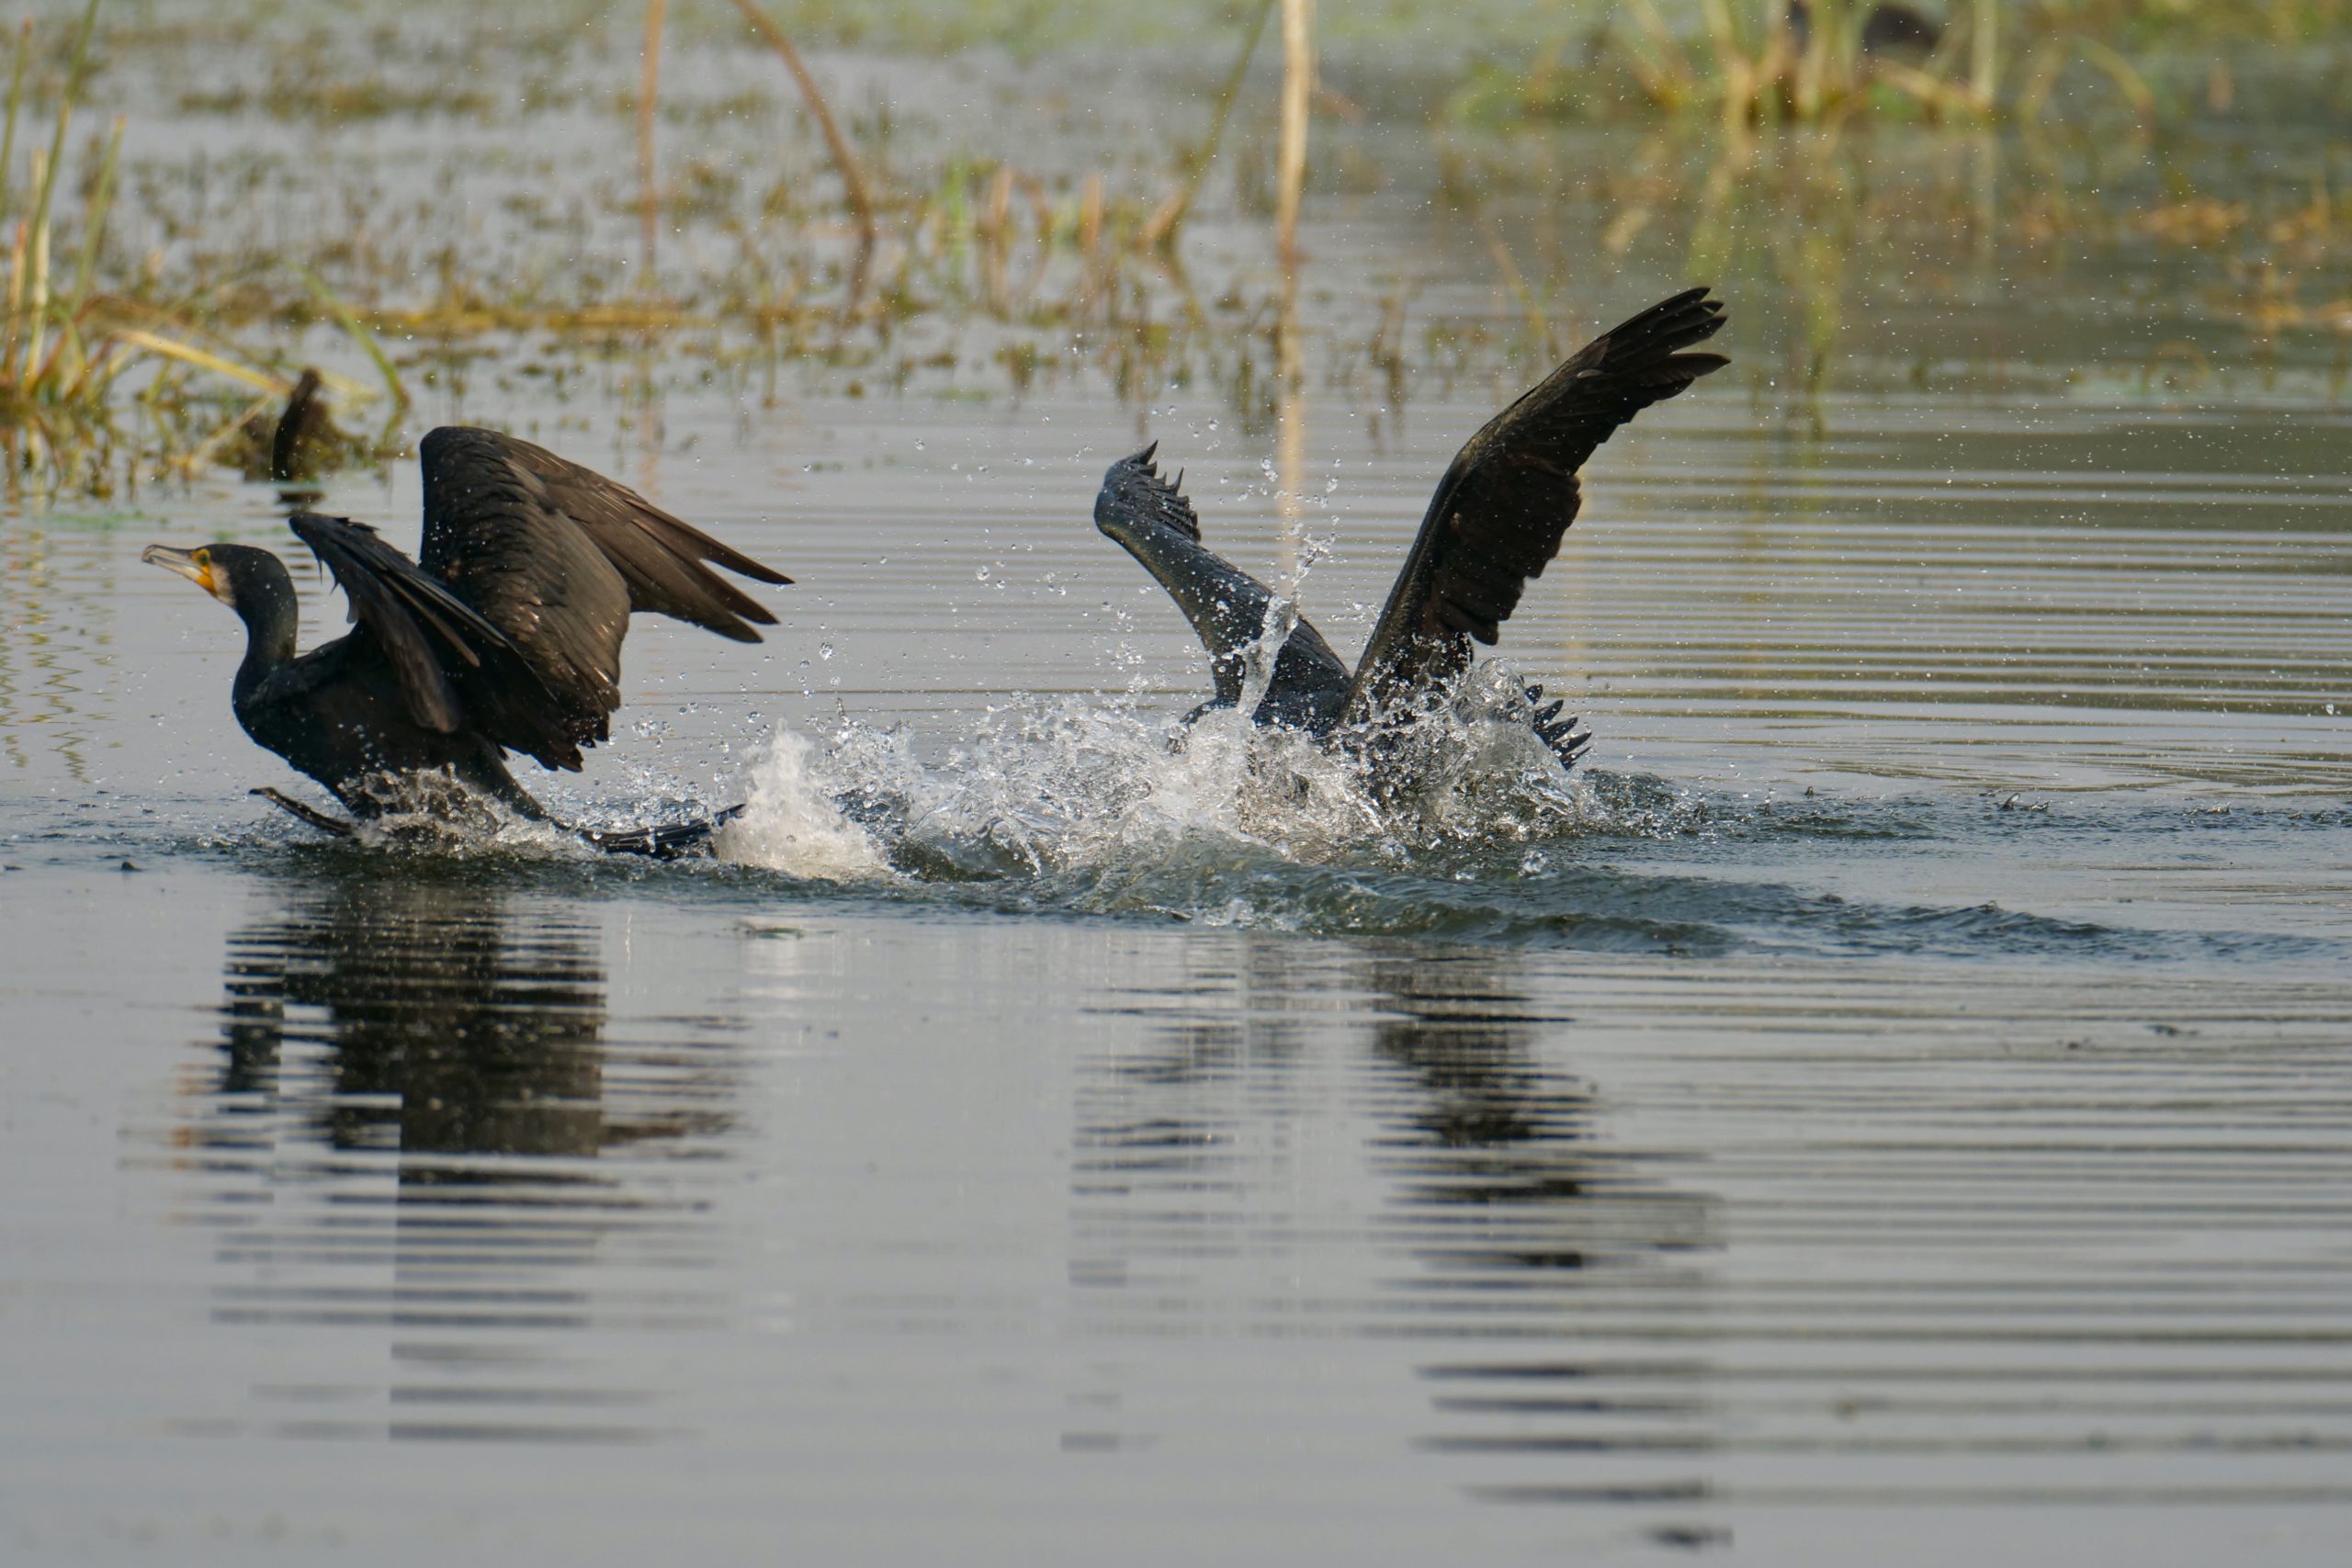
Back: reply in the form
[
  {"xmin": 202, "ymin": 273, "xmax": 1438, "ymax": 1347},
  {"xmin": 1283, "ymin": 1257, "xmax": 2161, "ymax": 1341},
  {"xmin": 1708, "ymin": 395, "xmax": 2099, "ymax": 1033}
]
[{"xmin": 0, "ymin": 0, "xmax": 2344, "ymax": 499}]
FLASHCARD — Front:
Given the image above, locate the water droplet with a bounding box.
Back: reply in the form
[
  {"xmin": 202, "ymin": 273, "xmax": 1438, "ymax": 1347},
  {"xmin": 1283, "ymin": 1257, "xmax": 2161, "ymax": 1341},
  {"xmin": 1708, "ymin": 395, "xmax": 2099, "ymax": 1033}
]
[{"xmin": 819, "ymin": 643, "xmax": 835, "ymax": 661}]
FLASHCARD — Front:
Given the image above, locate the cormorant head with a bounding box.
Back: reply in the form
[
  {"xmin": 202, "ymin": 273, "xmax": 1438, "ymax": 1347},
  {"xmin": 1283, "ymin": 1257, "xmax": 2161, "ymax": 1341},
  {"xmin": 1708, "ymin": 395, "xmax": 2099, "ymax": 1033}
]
[
  {"xmin": 142, "ymin": 543, "xmax": 300, "ymax": 643},
  {"xmin": 1093, "ymin": 444, "xmax": 1202, "ymax": 548}
]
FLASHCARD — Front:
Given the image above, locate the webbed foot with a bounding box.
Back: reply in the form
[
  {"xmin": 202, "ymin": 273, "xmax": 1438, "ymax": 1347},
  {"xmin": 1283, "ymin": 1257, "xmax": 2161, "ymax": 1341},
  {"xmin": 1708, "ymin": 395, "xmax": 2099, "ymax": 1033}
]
[
  {"xmin": 580, "ymin": 805, "xmax": 746, "ymax": 860},
  {"xmin": 252, "ymin": 786, "xmax": 357, "ymax": 838},
  {"xmin": 1522, "ymin": 681, "xmax": 1593, "ymax": 769}
]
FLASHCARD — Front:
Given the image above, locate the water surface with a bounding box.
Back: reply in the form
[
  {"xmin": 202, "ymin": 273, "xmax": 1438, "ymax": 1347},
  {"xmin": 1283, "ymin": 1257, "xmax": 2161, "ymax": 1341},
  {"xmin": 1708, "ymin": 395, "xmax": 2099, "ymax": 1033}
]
[{"xmin": 4, "ymin": 17, "xmax": 2352, "ymax": 1564}]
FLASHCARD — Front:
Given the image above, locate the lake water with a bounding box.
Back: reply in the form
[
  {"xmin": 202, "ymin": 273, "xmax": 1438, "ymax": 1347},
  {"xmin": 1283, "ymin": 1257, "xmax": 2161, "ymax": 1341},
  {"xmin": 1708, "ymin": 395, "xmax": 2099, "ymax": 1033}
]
[{"xmin": 4, "ymin": 11, "xmax": 2352, "ymax": 1564}]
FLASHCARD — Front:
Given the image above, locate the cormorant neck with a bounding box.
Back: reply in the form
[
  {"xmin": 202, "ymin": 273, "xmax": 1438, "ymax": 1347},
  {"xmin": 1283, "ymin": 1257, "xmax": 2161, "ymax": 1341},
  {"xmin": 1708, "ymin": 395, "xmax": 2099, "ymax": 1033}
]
[
  {"xmin": 1101, "ymin": 518, "xmax": 1273, "ymax": 662},
  {"xmin": 231, "ymin": 572, "xmax": 302, "ymax": 701}
]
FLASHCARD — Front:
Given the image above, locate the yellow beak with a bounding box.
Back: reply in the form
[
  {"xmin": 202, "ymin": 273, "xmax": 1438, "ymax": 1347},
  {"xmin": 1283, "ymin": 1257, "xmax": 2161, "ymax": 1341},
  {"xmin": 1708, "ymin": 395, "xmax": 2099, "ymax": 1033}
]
[{"xmin": 142, "ymin": 545, "xmax": 228, "ymax": 604}]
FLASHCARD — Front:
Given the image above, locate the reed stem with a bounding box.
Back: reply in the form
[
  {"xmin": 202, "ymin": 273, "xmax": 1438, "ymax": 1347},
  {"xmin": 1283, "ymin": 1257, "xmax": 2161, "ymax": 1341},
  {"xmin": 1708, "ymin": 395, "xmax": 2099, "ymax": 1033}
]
[
  {"xmin": 1275, "ymin": 0, "xmax": 1312, "ymax": 267},
  {"xmin": 729, "ymin": 0, "xmax": 878, "ymax": 247},
  {"xmin": 638, "ymin": 0, "xmax": 666, "ymax": 276},
  {"xmin": 0, "ymin": 22, "xmax": 32, "ymax": 223},
  {"xmin": 1138, "ymin": 0, "xmax": 1276, "ymax": 252}
]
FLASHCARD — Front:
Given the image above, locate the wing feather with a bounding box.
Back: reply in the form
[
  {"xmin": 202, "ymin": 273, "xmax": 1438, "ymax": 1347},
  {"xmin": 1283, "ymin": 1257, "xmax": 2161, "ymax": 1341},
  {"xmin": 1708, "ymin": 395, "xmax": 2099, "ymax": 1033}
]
[
  {"xmin": 288, "ymin": 513, "xmax": 583, "ymax": 769},
  {"xmin": 1341, "ymin": 287, "xmax": 1728, "ymax": 724},
  {"xmin": 423, "ymin": 427, "xmax": 789, "ymax": 646}
]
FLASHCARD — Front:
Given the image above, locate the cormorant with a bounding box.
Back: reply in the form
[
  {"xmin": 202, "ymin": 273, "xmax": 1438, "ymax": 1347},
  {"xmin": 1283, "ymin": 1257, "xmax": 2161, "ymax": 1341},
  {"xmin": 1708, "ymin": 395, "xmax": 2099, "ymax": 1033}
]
[
  {"xmin": 1787, "ymin": 0, "xmax": 1943, "ymax": 56},
  {"xmin": 145, "ymin": 426, "xmax": 790, "ymax": 855},
  {"xmin": 1092, "ymin": 287, "xmax": 1726, "ymax": 769}
]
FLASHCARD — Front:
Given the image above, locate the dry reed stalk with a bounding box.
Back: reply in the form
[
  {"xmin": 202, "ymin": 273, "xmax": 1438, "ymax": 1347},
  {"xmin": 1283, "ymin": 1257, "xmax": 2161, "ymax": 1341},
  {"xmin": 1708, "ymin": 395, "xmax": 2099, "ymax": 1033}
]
[
  {"xmin": 638, "ymin": 0, "xmax": 666, "ymax": 276},
  {"xmin": 0, "ymin": 21, "xmax": 30, "ymax": 220},
  {"xmin": 1080, "ymin": 172, "xmax": 1103, "ymax": 266},
  {"xmin": 23, "ymin": 146, "xmax": 49, "ymax": 378},
  {"xmin": 1970, "ymin": 0, "xmax": 1999, "ymax": 110},
  {"xmin": 1136, "ymin": 0, "xmax": 1276, "ymax": 252},
  {"xmin": 1479, "ymin": 217, "xmax": 1548, "ymax": 353},
  {"xmin": 980, "ymin": 164, "xmax": 1012, "ymax": 312},
  {"xmin": 1274, "ymin": 308, "xmax": 1306, "ymax": 570},
  {"xmin": 1275, "ymin": 0, "xmax": 1311, "ymax": 267},
  {"xmin": 729, "ymin": 0, "xmax": 877, "ymax": 248},
  {"xmin": 1619, "ymin": 0, "xmax": 1697, "ymax": 107},
  {"xmin": 5, "ymin": 222, "xmax": 25, "ymax": 378}
]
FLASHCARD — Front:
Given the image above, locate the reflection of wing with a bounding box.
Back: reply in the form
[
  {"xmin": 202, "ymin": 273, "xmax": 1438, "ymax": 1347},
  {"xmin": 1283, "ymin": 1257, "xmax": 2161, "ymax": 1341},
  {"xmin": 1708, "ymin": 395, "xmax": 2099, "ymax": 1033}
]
[
  {"xmin": 1092, "ymin": 446, "xmax": 1352, "ymax": 730},
  {"xmin": 421, "ymin": 427, "xmax": 789, "ymax": 649},
  {"xmin": 288, "ymin": 513, "xmax": 582, "ymax": 769},
  {"xmin": 1342, "ymin": 288, "xmax": 1728, "ymax": 723}
]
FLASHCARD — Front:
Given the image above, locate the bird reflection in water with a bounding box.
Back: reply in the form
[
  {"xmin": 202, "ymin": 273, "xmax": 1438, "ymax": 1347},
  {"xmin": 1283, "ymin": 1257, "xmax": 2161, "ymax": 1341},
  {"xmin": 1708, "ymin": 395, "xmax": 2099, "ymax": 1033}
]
[
  {"xmin": 185, "ymin": 872, "xmax": 727, "ymax": 1443},
  {"xmin": 1364, "ymin": 953, "xmax": 1695, "ymax": 1267},
  {"xmin": 1366, "ymin": 953, "xmax": 1721, "ymax": 1538},
  {"xmin": 214, "ymin": 874, "xmax": 610, "ymax": 1159},
  {"xmin": 1073, "ymin": 943, "xmax": 1717, "ymax": 1535}
]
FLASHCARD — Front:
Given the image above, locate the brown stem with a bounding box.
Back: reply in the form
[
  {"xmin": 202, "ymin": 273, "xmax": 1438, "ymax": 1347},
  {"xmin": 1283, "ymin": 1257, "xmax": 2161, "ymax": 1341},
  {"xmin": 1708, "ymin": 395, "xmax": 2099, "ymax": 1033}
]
[
  {"xmin": 728, "ymin": 0, "xmax": 877, "ymax": 247},
  {"xmin": 1274, "ymin": 0, "xmax": 1312, "ymax": 268},
  {"xmin": 638, "ymin": 0, "xmax": 666, "ymax": 277},
  {"xmin": 1136, "ymin": 0, "xmax": 1276, "ymax": 253}
]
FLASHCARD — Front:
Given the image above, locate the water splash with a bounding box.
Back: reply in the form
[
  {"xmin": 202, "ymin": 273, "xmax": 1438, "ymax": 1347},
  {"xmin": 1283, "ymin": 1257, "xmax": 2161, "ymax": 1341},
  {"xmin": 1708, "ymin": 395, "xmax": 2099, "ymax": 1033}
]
[
  {"xmin": 717, "ymin": 728, "xmax": 892, "ymax": 881},
  {"xmin": 692, "ymin": 682, "xmax": 2349, "ymax": 967},
  {"xmin": 711, "ymin": 660, "xmax": 1728, "ymax": 897}
]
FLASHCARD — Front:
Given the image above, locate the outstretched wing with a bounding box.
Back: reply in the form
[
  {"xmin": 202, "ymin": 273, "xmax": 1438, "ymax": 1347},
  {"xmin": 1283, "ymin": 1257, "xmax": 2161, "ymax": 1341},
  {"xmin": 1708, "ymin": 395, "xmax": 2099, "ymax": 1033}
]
[
  {"xmin": 422, "ymin": 427, "xmax": 789, "ymax": 646},
  {"xmin": 1093, "ymin": 446, "xmax": 1352, "ymax": 731},
  {"xmin": 287, "ymin": 513, "xmax": 584, "ymax": 770},
  {"xmin": 1341, "ymin": 287, "xmax": 1727, "ymax": 724}
]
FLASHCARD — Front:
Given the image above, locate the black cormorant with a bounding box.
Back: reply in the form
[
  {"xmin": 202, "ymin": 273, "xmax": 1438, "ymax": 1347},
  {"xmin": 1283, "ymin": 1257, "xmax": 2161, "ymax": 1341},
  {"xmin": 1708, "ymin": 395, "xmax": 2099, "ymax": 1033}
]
[
  {"xmin": 145, "ymin": 427, "xmax": 789, "ymax": 854},
  {"xmin": 1092, "ymin": 287, "xmax": 1727, "ymax": 769},
  {"xmin": 1787, "ymin": 0, "xmax": 1944, "ymax": 55}
]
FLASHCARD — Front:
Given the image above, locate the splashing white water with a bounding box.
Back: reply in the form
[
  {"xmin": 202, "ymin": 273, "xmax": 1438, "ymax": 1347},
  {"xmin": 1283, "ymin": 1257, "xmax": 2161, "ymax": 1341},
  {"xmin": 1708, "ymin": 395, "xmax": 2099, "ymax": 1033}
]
[
  {"xmin": 718, "ymin": 728, "xmax": 893, "ymax": 880},
  {"xmin": 718, "ymin": 663, "xmax": 1615, "ymax": 887}
]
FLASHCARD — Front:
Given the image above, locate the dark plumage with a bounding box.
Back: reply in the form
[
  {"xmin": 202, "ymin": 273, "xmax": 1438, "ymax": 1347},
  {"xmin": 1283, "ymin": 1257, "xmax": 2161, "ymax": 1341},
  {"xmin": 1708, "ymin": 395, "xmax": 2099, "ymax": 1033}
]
[
  {"xmin": 1787, "ymin": 0, "xmax": 1944, "ymax": 55},
  {"xmin": 145, "ymin": 427, "xmax": 789, "ymax": 851},
  {"xmin": 1093, "ymin": 287, "xmax": 1727, "ymax": 768}
]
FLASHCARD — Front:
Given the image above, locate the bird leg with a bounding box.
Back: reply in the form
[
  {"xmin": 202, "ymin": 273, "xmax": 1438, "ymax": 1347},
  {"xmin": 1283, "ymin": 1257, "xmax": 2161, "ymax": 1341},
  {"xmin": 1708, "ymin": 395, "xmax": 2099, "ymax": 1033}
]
[
  {"xmin": 251, "ymin": 786, "xmax": 357, "ymax": 838},
  {"xmin": 576, "ymin": 804, "xmax": 745, "ymax": 861},
  {"xmin": 254, "ymin": 779, "xmax": 740, "ymax": 861}
]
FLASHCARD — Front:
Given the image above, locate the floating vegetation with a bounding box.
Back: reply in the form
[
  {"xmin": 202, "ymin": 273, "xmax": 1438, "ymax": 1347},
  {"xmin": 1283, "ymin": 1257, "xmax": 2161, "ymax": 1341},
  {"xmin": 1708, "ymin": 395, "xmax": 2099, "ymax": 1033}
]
[{"xmin": 0, "ymin": 3, "xmax": 393, "ymax": 499}]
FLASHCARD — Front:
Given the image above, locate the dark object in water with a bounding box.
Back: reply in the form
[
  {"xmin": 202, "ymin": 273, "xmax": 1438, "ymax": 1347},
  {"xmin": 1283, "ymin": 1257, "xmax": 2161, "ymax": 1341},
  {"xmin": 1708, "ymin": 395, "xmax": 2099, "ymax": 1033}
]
[
  {"xmin": 1787, "ymin": 0, "xmax": 1944, "ymax": 55},
  {"xmin": 270, "ymin": 368, "xmax": 339, "ymax": 482},
  {"xmin": 226, "ymin": 367, "xmax": 355, "ymax": 483},
  {"xmin": 249, "ymin": 784, "xmax": 741, "ymax": 859},
  {"xmin": 1093, "ymin": 287, "xmax": 1727, "ymax": 766},
  {"xmin": 145, "ymin": 427, "xmax": 791, "ymax": 853}
]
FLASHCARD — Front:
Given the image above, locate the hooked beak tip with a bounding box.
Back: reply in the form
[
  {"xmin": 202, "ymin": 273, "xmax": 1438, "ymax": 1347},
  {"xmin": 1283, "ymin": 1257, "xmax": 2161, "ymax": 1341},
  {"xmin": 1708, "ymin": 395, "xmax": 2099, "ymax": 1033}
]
[{"xmin": 143, "ymin": 545, "xmax": 222, "ymax": 601}]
